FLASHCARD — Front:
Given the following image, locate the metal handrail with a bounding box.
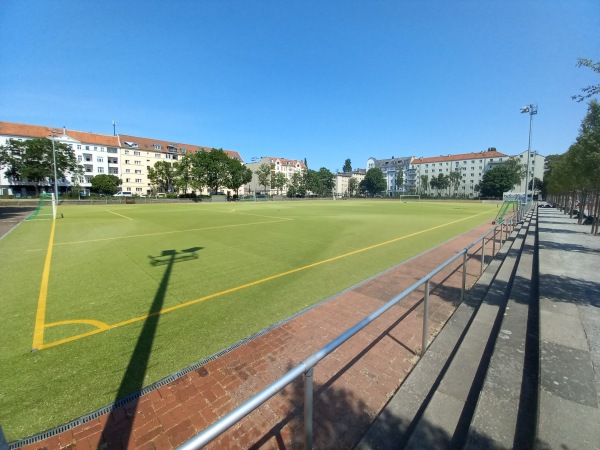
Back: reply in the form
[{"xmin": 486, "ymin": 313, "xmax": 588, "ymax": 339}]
[{"xmin": 178, "ymin": 209, "xmax": 525, "ymax": 450}]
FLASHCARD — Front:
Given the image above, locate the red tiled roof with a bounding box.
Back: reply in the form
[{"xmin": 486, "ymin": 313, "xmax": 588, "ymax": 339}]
[
  {"xmin": 412, "ymin": 150, "xmax": 508, "ymax": 165},
  {"xmin": 266, "ymin": 156, "xmax": 307, "ymax": 169},
  {"xmin": 118, "ymin": 134, "xmax": 243, "ymax": 161},
  {"xmin": 0, "ymin": 121, "xmax": 119, "ymax": 146}
]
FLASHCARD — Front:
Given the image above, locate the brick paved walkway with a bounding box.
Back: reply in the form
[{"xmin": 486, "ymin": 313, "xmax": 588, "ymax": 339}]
[{"xmin": 20, "ymin": 221, "xmax": 500, "ymax": 450}]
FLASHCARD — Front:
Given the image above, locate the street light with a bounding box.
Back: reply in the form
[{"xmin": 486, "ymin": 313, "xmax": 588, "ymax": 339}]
[
  {"xmin": 50, "ymin": 129, "xmax": 59, "ymax": 219},
  {"xmin": 520, "ymin": 104, "xmax": 537, "ymax": 202}
]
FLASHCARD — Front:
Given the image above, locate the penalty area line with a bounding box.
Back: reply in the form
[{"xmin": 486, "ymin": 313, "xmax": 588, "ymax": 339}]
[
  {"xmin": 106, "ymin": 210, "xmax": 134, "ymax": 220},
  {"xmin": 38, "ymin": 209, "xmax": 494, "ymax": 350}
]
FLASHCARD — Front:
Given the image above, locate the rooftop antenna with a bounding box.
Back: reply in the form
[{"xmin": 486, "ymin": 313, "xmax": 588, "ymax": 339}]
[{"xmin": 112, "ymin": 120, "xmax": 116, "ymax": 136}]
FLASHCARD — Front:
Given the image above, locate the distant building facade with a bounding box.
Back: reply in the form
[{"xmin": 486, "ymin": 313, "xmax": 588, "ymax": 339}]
[
  {"xmin": 245, "ymin": 156, "xmax": 306, "ymax": 195},
  {"xmin": 365, "ymin": 156, "xmax": 415, "ymax": 195},
  {"xmin": 0, "ymin": 121, "xmax": 244, "ymax": 197},
  {"xmin": 335, "ymin": 169, "xmax": 366, "ymax": 197}
]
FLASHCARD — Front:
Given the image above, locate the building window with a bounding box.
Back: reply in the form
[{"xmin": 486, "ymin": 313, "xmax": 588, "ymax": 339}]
[
  {"xmin": 97, "ymin": 157, "xmax": 104, "ymax": 163},
  {"xmin": 134, "ymin": 151, "xmax": 141, "ymax": 156},
  {"xmin": 135, "ymin": 178, "xmax": 142, "ymax": 183},
  {"xmin": 125, "ymin": 178, "xmax": 131, "ymax": 183},
  {"xmin": 134, "ymin": 160, "xmax": 141, "ymax": 165},
  {"xmin": 124, "ymin": 150, "xmax": 129, "ymax": 155},
  {"xmin": 125, "ymin": 159, "xmax": 130, "ymax": 164},
  {"xmin": 136, "ymin": 187, "xmax": 143, "ymax": 192},
  {"xmin": 77, "ymin": 155, "xmax": 82, "ymax": 162},
  {"xmin": 135, "ymin": 170, "xmax": 142, "ymax": 174},
  {"xmin": 85, "ymin": 146, "xmax": 90, "ymax": 150},
  {"xmin": 155, "ymin": 153, "xmax": 161, "ymax": 158},
  {"xmin": 97, "ymin": 167, "xmax": 104, "ymax": 173},
  {"xmin": 77, "ymin": 145, "xmax": 81, "ymax": 150},
  {"xmin": 125, "ymin": 169, "xmax": 131, "ymax": 173}
]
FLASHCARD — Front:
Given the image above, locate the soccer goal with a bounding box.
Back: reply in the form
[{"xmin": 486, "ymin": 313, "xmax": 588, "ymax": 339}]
[
  {"xmin": 399, "ymin": 195, "xmax": 421, "ymax": 202},
  {"xmin": 26, "ymin": 193, "xmax": 54, "ymax": 221}
]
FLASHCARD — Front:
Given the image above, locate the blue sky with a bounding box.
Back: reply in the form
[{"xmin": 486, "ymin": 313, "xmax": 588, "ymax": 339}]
[{"xmin": 1, "ymin": 1, "xmax": 598, "ymax": 171}]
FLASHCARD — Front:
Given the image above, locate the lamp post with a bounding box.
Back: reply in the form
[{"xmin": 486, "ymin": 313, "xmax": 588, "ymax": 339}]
[
  {"xmin": 520, "ymin": 104, "xmax": 537, "ymax": 202},
  {"xmin": 50, "ymin": 130, "xmax": 59, "ymax": 219}
]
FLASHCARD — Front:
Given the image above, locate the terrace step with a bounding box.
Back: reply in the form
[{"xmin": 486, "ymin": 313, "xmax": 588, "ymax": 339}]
[
  {"xmin": 464, "ymin": 212, "xmax": 538, "ymax": 449},
  {"xmin": 356, "ymin": 211, "xmax": 535, "ymax": 450}
]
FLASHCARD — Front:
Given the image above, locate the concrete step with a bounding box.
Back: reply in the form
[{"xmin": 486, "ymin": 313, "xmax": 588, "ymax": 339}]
[
  {"xmin": 356, "ymin": 215, "xmax": 532, "ymax": 450},
  {"xmin": 464, "ymin": 211, "xmax": 538, "ymax": 449}
]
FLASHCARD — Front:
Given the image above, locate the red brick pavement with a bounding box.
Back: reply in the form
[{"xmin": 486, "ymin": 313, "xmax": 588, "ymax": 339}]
[{"xmin": 20, "ymin": 221, "xmax": 504, "ymax": 450}]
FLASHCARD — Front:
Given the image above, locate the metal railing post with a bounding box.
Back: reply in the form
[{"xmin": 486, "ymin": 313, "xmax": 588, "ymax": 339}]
[
  {"xmin": 461, "ymin": 252, "xmax": 467, "ymax": 302},
  {"xmin": 492, "ymin": 226, "xmax": 497, "ymax": 257},
  {"xmin": 422, "ymin": 279, "xmax": 430, "ymax": 353},
  {"xmin": 480, "ymin": 237, "xmax": 485, "ymax": 276},
  {"xmin": 304, "ymin": 368, "xmax": 314, "ymax": 450}
]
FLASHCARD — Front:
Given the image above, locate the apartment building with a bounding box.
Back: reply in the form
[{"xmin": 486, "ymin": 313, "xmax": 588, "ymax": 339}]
[
  {"xmin": 410, "ymin": 149, "xmax": 510, "ymax": 197},
  {"xmin": 0, "ymin": 121, "xmax": 244, "ymax": 197},
  {"xmin": 0, "ymin": 121, "xmax": 120, "ymax": 197},
  {"xmin": 335, "ymin": 169, "xmax": 366, "ymax": 197},
  {"xmin": 506, "ymin": 149, "xmax": 546, "ymax": 195},
  {"xmin": 365, "ymin": 156, "xmax": 415, "ymax": 195},
  {"xmin": 244, "ymin": 156, "xmax": 306, "ymax": 195}
]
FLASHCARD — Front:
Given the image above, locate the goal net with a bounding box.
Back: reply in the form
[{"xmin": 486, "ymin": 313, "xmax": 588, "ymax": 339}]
[{"xmin": 26, "ymin": 193, "xmax": 54, "ymax": 221}]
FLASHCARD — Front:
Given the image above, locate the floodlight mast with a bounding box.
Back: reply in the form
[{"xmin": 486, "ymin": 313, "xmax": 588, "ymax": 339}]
[
  {"xmin": 520, "ymin": 104, "xmax": 537, "ymax": 202},
  {"xmin": 50, "ymin": 130, "xmax": 59, "ymax": 219}
]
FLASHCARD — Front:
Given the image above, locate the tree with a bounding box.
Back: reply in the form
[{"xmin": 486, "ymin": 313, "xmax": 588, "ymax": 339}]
[
  {"xmin": 305, "ymin": 168, "xmax": 335, "ymax": 197},
  {"xmin": 572, "ymin": 58, "xmax": 600, "ymax": 102},
  {"xmin": 348, "ymin": 177, "xmax": 358, "ymax": 197},
  {"xmin": 226, "ymin": 159, "xmax": 252, "ymax": 196},
  {"xmin": 174, "ymin": 154, "xmax": 194, "ymax": 194},
  {"xmin": 420, "ymin": 175, "xmax": 429, "ymax": 195},
  {"xmin": 394, "ymin": 171, "xmax": 404, "ymax": 192},
  {"xmin": 91, "ymin": 174, "xmax": 121, "ymax": 195},
  {"xmin": 478, "ymin": 165, "xmax": 522, "ymax": 198},
  {"xmin": 449, "ymin": 170, "xmax": 462, "ymax": 196},
  {"xmin": 190, "ymin": 149, "xmax": 232, "ymax": 194},
  {"xmin": 147, "ymin": 160, "xmax": 177, "ymax": 193},
  {"xmin": 436, "ymin": 173, "xmax": 450, "ymax": 196},
  {"xmin": 343, "ymin": 159, "xmax": 352, "ymax": 173},
  {"xmin": 360, "ymin": 168, "xmax": 386, "ymax": 197},
  {"xmin": 0, "ymin": 138, "xmax": 81, "ymax": 195},
  {"xmin": 271, "ymin": 172, "xmax": 288, "ymax": 195},
  {"xmin": 255, "ymin": 163, "xmax": 272, "ymax": 194},
  {"xmin": 287, "ymin": 171, "xmax": 307, "ymax": 198}
]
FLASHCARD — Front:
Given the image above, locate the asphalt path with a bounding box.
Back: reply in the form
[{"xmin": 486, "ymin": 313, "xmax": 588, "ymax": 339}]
[{"xmin": 0, "ymin": 206, "xmax": 35, "ymax": 240}]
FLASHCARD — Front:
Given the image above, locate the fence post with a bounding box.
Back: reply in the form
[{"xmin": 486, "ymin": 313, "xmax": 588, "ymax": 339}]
[
  {"xmin": 480, "ymin": 237, "xmax": 485, "ymax": 276},
  {"xmin": 304, "ymin": 368, "xmax": 314, "ymax": 450},
  {"xmin": 422, "ymin": 279, "xmax": 430, "ymax": 353},
  {"xmin": 461, "ymin": 252, "xmax": 467, "ymax": 303}
]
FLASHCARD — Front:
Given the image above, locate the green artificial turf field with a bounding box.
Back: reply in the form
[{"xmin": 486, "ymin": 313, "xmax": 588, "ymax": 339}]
[{"xmin": 0, "ymin": 199, "xmax": 497, "ymax": 441}]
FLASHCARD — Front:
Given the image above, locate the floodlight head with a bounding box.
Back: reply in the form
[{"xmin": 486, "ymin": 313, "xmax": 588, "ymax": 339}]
[{"xmin": 520, "ymin": 106, "xmax": 530, "ymax": 113}]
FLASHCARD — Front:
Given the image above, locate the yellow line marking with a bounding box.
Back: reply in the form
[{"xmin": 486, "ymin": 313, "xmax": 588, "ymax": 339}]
[
  {"xmin": 45, "ymin": 319, "xmax": 111, "ymax": 330},
  {"xmin": 106, "ymin": 210, "xmax": 134, "ymax": 220},
  {"xmin": 38, "ymin": 209, "xmax": 494, "ymax": 350},
  {"xmin": 32, "ymin": 219, "xmax": 56, "ymax": 350},
  {"xmin": 54, "ymin": 218, "xmax": 291, "ymax": 246}
]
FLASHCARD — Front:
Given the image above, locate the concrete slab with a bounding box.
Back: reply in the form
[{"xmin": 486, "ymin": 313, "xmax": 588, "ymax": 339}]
[
  {"xmin": 539, "ymin": 309, "xmax": 590, "ymax": 351},
  {"xmin": 539, "ymin": 341, "xmax": 598, "ymax": 407},
  {"xmin": 537, "ymin": 388, "xmax": 600, "ymax": 449}
]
